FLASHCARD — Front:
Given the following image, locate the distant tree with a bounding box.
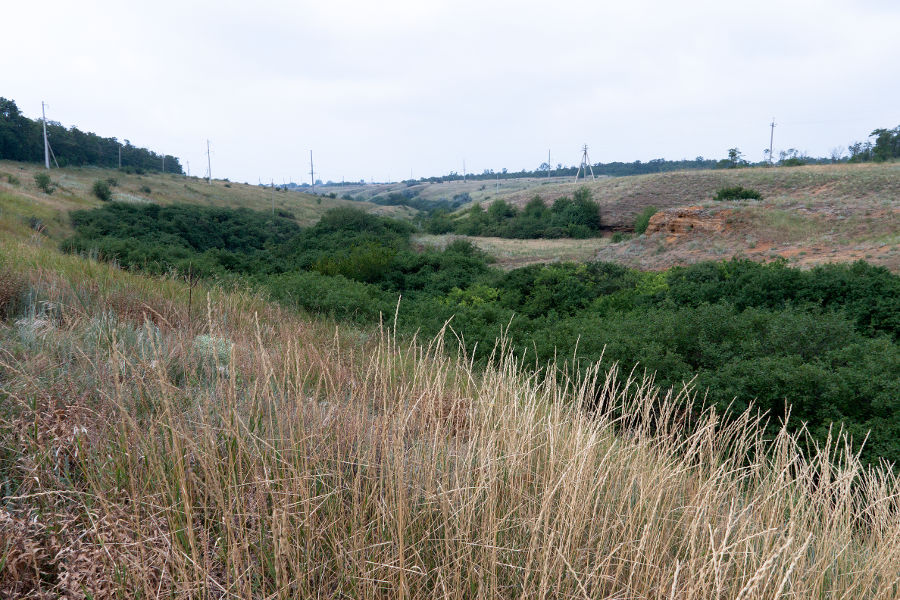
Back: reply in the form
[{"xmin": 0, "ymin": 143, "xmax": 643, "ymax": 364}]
[{"xmin": 727, "ymin": 148, "xmax": 745, "ymax": 168}]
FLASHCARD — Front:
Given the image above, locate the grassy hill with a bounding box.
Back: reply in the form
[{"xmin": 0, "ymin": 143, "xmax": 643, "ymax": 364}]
[
  {"xmin": 397, "ymin": 163, "xmax": 900, "ymax": 271},
  {"xmin": 1, "ymin": 195, "xmax": 899, "ymax": 597},
  {"xmin": 0, "ymin": 160, "xmax": 417, "ymax": 241}
]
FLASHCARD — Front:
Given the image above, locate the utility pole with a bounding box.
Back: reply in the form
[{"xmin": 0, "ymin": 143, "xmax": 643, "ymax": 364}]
[
  {"xmin": 463, "ymin": 159, "xmax": 466, "ymax": 182},
  {"xmin": 769, "ymin": 118, "xmax": 776, "ymax": 165},
  {"xmin": 206, "ymin": 140, "xmax": 212, "ymax": 184},
  {"xmin": 548, "ymin": 149, "xmax": 551, "ymax": 179},
  {"xmin": 118, "ymin": 144, "xmax": 122, "ymax": 169},
  {"xmin": 309, "ymin": 150, "xmax": 315, "ymax": 194},
  {"xmin": 161, "ymin": 154, "xmax": 165, "ymax": 173},
  {"xmin": 41, "ymin": 101, "xmax": 50, "ymax": 169},
  {"xmin": 186, "ymin": 160, "xmax": 190, "ymax": 177}
]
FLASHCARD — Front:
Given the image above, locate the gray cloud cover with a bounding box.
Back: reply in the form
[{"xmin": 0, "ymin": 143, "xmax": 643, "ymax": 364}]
[{"xmin": 3, "ymin": 0, "xmax": 898, "ymax": 183}]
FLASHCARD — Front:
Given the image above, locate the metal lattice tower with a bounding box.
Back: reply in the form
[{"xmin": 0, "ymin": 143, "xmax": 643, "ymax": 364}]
[{"xmin": 574, "ymin": 144, "xmax": 595, "ymax": 181}]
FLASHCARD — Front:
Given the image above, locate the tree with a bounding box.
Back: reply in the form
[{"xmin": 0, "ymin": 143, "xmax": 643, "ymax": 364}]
[{"xmin": 727, "ymin": 148, "xmax": 745, "ymax": 168}]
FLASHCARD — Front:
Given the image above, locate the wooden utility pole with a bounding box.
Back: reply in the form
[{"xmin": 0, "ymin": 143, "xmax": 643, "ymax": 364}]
[
  {"xmin": 769, "ymin": 118, "xmax": 776, "ymax": 165},
  {"xmin": 309, "ymin": 150, "xmax": 315, "ymax": 194},
  {"xmin": 42, "ymin": 101, "xmax": 50, "ymax": 169}
]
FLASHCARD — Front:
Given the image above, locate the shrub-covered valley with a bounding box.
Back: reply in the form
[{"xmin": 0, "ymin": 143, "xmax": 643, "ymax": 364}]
[{"xmin": 62, "ymin": 199, "xmax": 900, "ymax": 467}]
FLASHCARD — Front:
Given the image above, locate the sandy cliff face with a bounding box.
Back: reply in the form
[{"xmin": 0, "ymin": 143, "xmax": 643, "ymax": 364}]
[{"xmin": 645, "ymin": 206, "xmax": 730, "ymax": 237}]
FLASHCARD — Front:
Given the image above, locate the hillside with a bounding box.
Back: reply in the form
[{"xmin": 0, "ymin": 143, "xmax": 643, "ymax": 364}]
[
  {"xmin": 0, "ymin": 160, "xmax": 417, "ymax": 240},
  {"xmin": 2, "ymin": 204, "xmax": 899, "ymax": 597},
  {"xmin": 588, "ymin": 162, "xmax": 900, "ymax": 271},
  {"xmin": 389, "ymin": 163, "xmax": 897, "ymax": 271}
]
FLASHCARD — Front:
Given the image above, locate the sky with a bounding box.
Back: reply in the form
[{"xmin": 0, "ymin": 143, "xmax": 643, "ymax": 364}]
[{"xmin": 3, "ymin": 0, "xmax": 899, "ymax": 184}]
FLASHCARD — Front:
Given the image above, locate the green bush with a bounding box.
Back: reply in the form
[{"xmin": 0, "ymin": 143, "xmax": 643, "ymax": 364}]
[
  {"xmin": 634, "ymin": 206, "xmax": 658, "ymax": 234},
  {"xmin": 140, "ymin": 185, "xmax": 151, "ymax": 194},
  {"xmin": 714, "ymin": 186, "xmax": 762, "ymax": 201},
  {"xmin": 92, "ymin": 179, "xmax": 112, "ymax": 202},
  {"xmin": 33, "ymin": 172, "xmax": 53, "ymax": 194},
  {"xmin": 5, "ymin": 173, "xmax": 19, "ymax": 185}
]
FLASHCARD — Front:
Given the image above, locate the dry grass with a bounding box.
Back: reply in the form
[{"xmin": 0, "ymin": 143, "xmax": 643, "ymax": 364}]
[
  {"xmin": 1, "ymin": 241, "xmax": 899, "ymax": 599},
  {"xmin": 414, "ymin": 234, "xmax": 610, "ymax": 268}
]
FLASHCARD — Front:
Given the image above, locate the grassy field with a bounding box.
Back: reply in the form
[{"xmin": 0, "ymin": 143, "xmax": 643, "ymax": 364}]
[
  {"xmin": 415, "ymin": 233, "xmax": 611, "ymax": 268},
  {"xmin": 2, "ymin": 214, "xmax": 899, "ymax": 597}
]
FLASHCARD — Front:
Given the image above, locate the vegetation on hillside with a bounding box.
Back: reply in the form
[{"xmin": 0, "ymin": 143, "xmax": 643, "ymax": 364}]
[
  {"xmin": 714, "ymin": 185, "xmax": 763, "ymax": 201},
  {"xmin": 0, "ymin": 97, "xmax": 182, "ymax": 172},
  {"xmin": 1, "ymin": 240, "xmax": 899, "ymax": 598},
  {"xmin": 62, "ymin": 203, "xmax": 900, "ymax": 467},
  {"xmin": 426, "ymin": 188, "xmax": 603, "ymax": 238}
]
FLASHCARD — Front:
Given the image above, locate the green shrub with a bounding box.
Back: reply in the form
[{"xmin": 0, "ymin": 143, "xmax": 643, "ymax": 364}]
[
  {"xmin": 714, "ymin": 186, "xmax": 762, "ymax": 201},
  {"xmin": 634, "ymin": 206, "xmax": 658, "ymax": 234},
  {"xmin": 5, "ymin": 173, "xmax": 19, "ymax": 185},
  {"xmin": 140, "ymin": 185, "xmax": 151, "ymax": 194},
  {"xmin": 92, "ymin": 179, "xmax": 112, "ymax": 202},
  {"xmin": 33, "ymin": 172, "xmax": 53, "ymax": 194}
]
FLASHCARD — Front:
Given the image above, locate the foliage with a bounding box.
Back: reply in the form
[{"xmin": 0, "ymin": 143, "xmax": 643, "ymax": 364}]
[
  {"xmin": 433, "ymin": 188, "xmax": 603, "ymax": 239},
  {"xmin": 63, "ymin": 204, "xmax": 900, "ymax": 467},
  {"xmin": 63, "ymin": 202, "xmax": 300, "ymax": 277},
  {"xmin": 849, "ymin": 125, "xmax": 900, "ymax": 163},
  {"xmin": 33, "ymin": 172, "xmax": 53, "ymax": 193},
  {"xmin": 634, "ymin": 206, "xmax": 657, "ymax": 234},
  {"xmin": 714, "ymin": 185, "xmax": 762, "ymax": 201},
  {"xmin": 91, "ymin": 179, "xmax": 112, "ymax": 201}
]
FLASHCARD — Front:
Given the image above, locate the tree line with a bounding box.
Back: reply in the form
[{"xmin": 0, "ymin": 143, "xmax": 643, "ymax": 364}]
[
  {"xmin": 849, "ymin": 126, "xmax": 900, "ymax": 163},
  {"xmin": 0, "ymin": 97, "xmax": 182, "ymax": 173}
]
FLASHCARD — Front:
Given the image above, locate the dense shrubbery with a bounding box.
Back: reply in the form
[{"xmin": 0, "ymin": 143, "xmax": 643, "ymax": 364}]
[
  {"xmin": 430, "ymin": 187, "xmax": 602, "ymax": 238},
  {"xmin": 64, "ymin": 204, "xmax": 900, "ymax": 467},
  {"xmin": 63, "ymin": 203, "xmax": 300, "ymax": 276},
  {"xmin": 714, "ymin": 186, "xmax": 762, "ymax": 201}
]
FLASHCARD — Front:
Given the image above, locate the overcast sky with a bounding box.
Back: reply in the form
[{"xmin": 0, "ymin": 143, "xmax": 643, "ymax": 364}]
[{"xmin": 3, "ymin": 0, "xmax": 899, "ymax": 183}]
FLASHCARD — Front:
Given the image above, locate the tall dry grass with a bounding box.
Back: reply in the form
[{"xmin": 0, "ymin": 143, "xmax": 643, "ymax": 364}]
[{"xmin": 0, "ymin": 243, "xmax": 898, "ymax": 599}]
